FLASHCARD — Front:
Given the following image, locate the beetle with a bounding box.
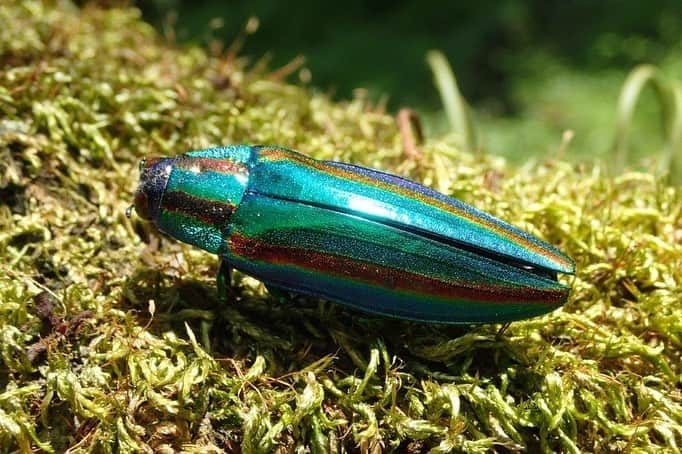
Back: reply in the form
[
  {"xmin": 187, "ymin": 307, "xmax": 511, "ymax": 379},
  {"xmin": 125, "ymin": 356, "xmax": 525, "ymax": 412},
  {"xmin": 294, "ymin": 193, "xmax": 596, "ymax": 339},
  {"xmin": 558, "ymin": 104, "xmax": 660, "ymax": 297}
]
[{"xmin": 129, "ymin": 145, "xmax": 574, "ymax": 324}]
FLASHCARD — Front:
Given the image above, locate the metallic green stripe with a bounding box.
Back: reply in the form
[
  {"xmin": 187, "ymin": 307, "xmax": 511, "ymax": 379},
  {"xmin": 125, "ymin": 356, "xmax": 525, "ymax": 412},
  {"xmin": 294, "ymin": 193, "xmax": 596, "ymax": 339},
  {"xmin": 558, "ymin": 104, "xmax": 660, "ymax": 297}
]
[
  {"xmin": 157, "ymin": 210, "xmax": 225, "ymax": 254},
  {"xmin": 167, "ymin": 168, "xmax": 247, "ymax": 204}
]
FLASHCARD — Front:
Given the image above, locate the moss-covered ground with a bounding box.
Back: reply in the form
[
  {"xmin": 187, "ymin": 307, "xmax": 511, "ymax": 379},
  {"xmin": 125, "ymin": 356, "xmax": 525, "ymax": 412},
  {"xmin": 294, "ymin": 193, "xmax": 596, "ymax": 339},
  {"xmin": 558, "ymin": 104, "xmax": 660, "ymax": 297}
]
[{"xmin": 0, "ymin": 2, "xmax": 680, "ymax": 452}]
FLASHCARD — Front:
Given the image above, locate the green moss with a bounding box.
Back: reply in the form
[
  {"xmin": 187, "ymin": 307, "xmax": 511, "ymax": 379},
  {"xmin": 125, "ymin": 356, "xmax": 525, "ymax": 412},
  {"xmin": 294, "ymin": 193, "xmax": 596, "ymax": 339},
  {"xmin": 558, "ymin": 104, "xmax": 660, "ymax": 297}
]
[{"xmin": 0, "ymin": 2, "xmax": 680, "ymax": 452}]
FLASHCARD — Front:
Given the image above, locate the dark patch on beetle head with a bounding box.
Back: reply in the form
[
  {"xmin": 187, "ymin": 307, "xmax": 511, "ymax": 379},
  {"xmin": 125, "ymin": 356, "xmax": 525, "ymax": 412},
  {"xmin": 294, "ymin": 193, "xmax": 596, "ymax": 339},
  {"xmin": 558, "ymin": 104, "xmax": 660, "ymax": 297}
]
[{"xmin": 133, "ymin": 157, "xmax": 174, "ymax": 221}]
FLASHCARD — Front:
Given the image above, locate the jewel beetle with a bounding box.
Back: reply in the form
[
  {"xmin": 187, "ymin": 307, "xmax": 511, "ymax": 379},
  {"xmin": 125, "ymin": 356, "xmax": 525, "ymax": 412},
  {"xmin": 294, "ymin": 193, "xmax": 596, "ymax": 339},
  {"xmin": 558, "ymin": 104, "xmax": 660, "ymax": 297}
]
[{"xmin": 129, "ymin": 145, "xmax": 574, "ymax": 324}]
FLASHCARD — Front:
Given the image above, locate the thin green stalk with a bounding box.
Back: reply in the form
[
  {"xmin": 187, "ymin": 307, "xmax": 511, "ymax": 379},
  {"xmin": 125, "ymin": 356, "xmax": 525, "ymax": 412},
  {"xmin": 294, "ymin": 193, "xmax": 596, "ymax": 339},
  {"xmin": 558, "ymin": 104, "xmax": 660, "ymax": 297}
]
[
  {"xmin": 426, "ymin": 50, "xmax": 477, "ymax": 153},
  {"xmin": 611, "ymin": 64, "xmax": 682, "ymax": 184}
]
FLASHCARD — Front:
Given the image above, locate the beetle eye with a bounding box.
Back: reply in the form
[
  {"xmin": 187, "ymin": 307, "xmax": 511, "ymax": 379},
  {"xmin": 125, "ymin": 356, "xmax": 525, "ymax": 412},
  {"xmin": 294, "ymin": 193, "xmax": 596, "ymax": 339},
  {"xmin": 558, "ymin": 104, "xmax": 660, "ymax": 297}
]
[{"xmin": 133, "ymin": 190, "xmax": 151, "ymax": 220}]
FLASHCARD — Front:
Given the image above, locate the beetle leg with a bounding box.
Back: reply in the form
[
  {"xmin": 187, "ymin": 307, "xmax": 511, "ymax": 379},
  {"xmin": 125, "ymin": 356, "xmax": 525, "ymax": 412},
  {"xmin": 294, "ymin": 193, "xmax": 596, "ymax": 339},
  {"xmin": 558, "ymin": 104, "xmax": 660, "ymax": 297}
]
[
  {"xmin": 217, "ymin": 259, "xmax": 233, "ymax": 303},
  {"xmin": 264, "ymin": 283, "xmax": 291, "ymax": 303}
]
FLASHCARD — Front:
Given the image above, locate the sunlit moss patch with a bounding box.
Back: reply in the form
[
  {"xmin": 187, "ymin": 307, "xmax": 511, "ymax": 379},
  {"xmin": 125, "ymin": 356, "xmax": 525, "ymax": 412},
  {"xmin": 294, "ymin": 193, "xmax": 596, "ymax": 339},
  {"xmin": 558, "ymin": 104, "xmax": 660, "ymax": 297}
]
[{"xmin": 0, "ymin": 2, "xmax": 680, "ymax": 452}]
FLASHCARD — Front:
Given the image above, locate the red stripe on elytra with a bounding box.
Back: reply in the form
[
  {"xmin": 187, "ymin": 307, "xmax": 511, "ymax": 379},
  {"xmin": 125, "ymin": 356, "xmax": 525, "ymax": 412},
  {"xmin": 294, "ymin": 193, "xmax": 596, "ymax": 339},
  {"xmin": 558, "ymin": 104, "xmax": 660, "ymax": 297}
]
[
  {"xmin": 228, "ymin": 232, "xmax": 566, "ymax": 305},
  {"xmin": 175, "ymin": 156, "xmax": 248, "ymax": 175}
]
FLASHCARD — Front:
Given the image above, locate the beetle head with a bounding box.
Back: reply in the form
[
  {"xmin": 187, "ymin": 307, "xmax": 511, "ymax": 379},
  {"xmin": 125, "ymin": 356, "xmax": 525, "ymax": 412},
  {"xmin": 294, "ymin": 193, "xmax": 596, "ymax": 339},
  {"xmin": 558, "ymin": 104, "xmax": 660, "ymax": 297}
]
[{"xmin": 132, "ymin": 157, "xmax": 174, "ymax": 221}]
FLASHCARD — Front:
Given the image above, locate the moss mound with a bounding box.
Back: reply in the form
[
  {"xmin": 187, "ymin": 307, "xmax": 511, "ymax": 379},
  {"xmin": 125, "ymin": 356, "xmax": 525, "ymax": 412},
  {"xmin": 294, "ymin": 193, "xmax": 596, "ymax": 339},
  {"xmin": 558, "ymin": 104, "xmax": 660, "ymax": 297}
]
[{"xmin": 1, "ymin": 2, "xmax": 680, "ymax": 452}]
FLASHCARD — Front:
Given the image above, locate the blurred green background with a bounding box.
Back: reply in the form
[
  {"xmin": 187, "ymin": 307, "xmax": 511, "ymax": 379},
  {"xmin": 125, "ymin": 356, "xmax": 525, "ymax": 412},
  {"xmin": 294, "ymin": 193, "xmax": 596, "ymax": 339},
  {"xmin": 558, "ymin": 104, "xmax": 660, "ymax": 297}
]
[{"xmin": 137, "ymin": 0, "xmax": 682, "ymax": 163}]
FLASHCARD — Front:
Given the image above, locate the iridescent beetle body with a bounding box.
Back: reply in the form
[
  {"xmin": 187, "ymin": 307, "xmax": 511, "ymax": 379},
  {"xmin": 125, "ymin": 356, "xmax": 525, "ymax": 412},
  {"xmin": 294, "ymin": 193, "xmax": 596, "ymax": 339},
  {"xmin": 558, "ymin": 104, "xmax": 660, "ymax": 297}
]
[{"xmin": 132, "ymin": 145, "xmax": 574, "ymax": 324}]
